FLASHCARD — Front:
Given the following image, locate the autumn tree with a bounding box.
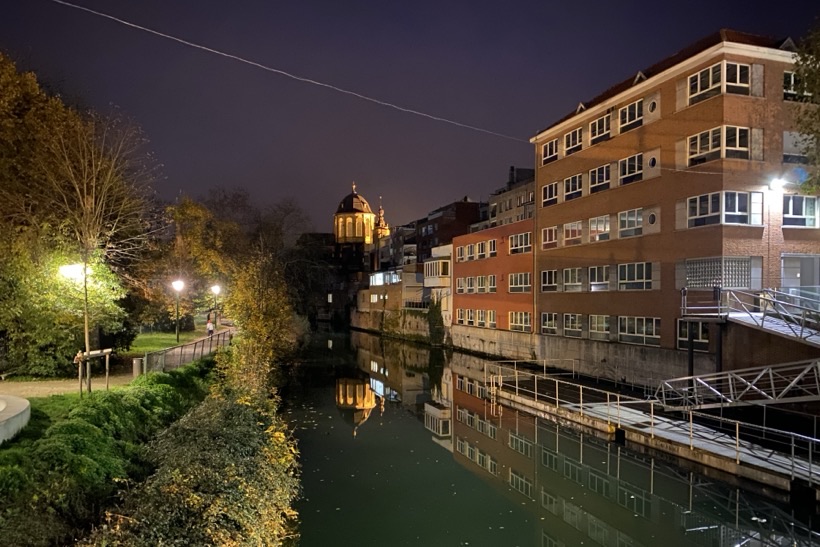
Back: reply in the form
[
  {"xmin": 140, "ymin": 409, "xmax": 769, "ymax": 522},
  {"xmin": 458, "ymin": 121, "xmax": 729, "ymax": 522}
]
[{"xmin": 793, "ymin": 22, "xmax": 820, "ymax": 191}]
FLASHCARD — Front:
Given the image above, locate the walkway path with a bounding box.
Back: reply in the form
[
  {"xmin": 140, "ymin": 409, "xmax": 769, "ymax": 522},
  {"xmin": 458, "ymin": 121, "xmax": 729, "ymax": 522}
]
[{"xmin": 0, "ymin": 372, "xmax": 133, "ymax": 398}]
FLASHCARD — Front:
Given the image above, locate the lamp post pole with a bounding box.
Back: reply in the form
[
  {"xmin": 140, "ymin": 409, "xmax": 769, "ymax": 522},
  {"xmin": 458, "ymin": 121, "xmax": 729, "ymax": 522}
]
[
  {"xmin": 211, "ymin": 284, "xmax": 221, "ymax": 328},
  {"xmin": 172, "ymin": 279, "xmax": 184, "ymax": 344}
]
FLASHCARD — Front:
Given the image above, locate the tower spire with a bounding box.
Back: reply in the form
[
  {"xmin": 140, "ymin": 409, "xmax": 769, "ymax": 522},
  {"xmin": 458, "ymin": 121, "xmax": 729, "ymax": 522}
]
[{"xmin": 351, "ymin": 181, "xmax": 357, "ymax": 193}]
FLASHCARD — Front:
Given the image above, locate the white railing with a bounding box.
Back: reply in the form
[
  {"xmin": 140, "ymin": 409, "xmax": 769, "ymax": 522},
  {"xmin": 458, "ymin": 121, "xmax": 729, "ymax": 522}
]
[{"xmin": 141, "ymin": 330, "xmax": 233, "ymax": 374}]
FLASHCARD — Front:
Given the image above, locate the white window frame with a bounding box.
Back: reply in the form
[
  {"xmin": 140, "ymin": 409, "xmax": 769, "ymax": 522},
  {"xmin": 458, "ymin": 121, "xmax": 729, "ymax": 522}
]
[
  {"xmin": 677, "ymin": 319, "xmax": 710, "ymax": 351},
  {"xmin": 541, "ymin": 269, "xmax": 558, "ymax": 292},
  {"xmin": 456, "ymin": 308, "xmax": 464, "ymax": 325},
  {"xmin": 542, "ymin": 138, "xmax": 559, "ymax": 164},
  {"xmin": 488, "ymin": 239, "xmax": 497, "ymax": 257},
  {"xmin": 477, "ymin": 240, "xmax": 487, "ymax": 259},
  {"xmin": 509, "ymin": 311, "xmax": 532, "ymax": 332},
  {"xmin": 563, "ymin": 268, "xmax": 582, "ymax": 292},
  {"xmin": 466, "ymin": 243, "xmax": 475, "ymax": 260},
  {"xmin": 564, "ymin": 127, "xmax": 583, "ymax": 155},
  {"xmin": 563, "ymin": 221, "xmax": 583, "ymax": 244},
  {"xmin": 466, "ymin": 308, "xmax": 475, "ymax": 326},
  {"xmin": 687, "ymin": 191, "xmax": 761, "ymax": 227},
  {"xmin": 589, "ymin": 266, "xmax": 609, "ymax": 291},
  {"xmin": 784, "ymin": 70, "xmax": 812, "ymax": 101},
  {"xmin": 542, "ymin": 226, "xmax": 558, "ymax": 249},
  {"xmin": 508, "ymin": 272, "xmax": 531, "ymax": 293},
  {"xmin": 456, "ymin": 246, "xmax": 464, "ymax": 262},
  {"xmin": 783, "ymin": 195, "xmax": 819, "ymax": 227},
  {"xmin": 589, "ymin": 164, "xmax": 610, "ymax": 193},
  {"xmin": 466, "ymin": 276, "xmax": 475, "ymax": 293},
  {"xmin": 618, "ymin": 316, "xmax": 661, "ymax": 346},
  {"xmin": 590, "ymin": 114, "xmax": 611, "ymax": 144},
  {"xmin": 618, "ymin": 208, "xmax": 643, "ymax": 238},
  {"xmin": 589, "ymin": 314, "xmax": 610, "ymax": 341},
  {"xmin": 477, "ymin": 309, "xmax": 486, "ymax": 328},
  {"xmin": 456, "ymin": 277, "xmax": 465, "ymax": 294},
  {"xmin": 618, "ymin": 153, "xmax": 643, "ymax": 185},
  {"xmin": 477, "ymin": 275, "xmax": 487, "ymax": 293},
  {"xmin": 618, "ymin": 262, "xmax": 653, "ymax": 290},
  {"xmin": 564, "ymin": 174, "xmax": 583, "ymax": 201},
  {"xmin": 619, "ymin": 99, "xmax": 643, "ymax": 132},
  {"xmin": 589, "ymin": 215, "xmax": 610, "ymax": 241},
  {"xmin": 542, "ymin": 182, "xmax": 559, "ymax": 207},
  {"xmin": 541, "ymin": 312, "xmax": 558, "ymax": 335},
  {"xmin": 564, "ymin": 313, "xmax": 583, "ymax": 338},
  {"xmin": 688, "ymin": 62, "xmax": 722, "ymax": 104},
  {"xmin": 509, "ymin": 232, "xmax": 532, "ymax": 254},
  {"xmin": 488, "ymin": 309, "xmax": 496, "ymax": 328}
]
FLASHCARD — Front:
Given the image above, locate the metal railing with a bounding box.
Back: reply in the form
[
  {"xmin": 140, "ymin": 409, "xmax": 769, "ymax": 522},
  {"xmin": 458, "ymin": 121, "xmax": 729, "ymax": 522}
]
[
  {"xmin": 681, "ymin": 287, "xmax": 820, "ymax": 345},
  {"xmin": 141, "ymin": 330, "xmax": 233, "ymax": 374},
  {"xmin": 486, "ymin": 361, "xmax": 820, "ymax": 486}
]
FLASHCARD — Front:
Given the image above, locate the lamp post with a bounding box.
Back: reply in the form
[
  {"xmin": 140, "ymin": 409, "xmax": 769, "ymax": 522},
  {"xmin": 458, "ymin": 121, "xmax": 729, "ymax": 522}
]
[
  {"xmin": 211, "ymin": 284, "xmax": 221, "ymax": 328},
  {"xmin": 767, "ymin": 178, "xmax": 787, "ymax": 289},
  {"xmin": 172, "ymin": 279, "xmax": 184, "ymax": 344}
]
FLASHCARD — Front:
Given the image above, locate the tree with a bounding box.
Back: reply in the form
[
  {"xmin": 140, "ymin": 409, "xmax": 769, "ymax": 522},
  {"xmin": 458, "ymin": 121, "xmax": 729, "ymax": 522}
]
[{"xmin": 793, "ymin": 22, "xmax": 820, "ymax": 191}]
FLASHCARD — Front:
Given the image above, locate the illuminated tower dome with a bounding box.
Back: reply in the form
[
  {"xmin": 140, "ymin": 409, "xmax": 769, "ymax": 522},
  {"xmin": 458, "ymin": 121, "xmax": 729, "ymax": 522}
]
[{"xmin": 334, "ymin": 182, "xmax": 376, "ymax": 245}]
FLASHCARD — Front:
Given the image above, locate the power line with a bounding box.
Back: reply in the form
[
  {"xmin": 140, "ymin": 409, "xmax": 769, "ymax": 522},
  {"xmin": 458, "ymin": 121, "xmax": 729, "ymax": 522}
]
[{"xmin": 49, "ymin": 0, "xmax": 529, "ymax": 144}]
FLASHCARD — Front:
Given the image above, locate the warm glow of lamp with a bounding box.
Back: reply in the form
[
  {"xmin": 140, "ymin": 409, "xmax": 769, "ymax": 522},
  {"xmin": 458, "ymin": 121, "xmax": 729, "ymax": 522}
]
[
  {"xmin": 59, "ymin": 263, "xmax": 85, "ymax": 281},
  {"xmin": 769, "ymin": 178, "xmax": 787, "ymax": 191},
  {"xmin": 172, "ymin": 279, "xmax": 185, "ymax": 292},
  {"xmin": 211, "ymin": 284, "xmax": 221, "ymax": 296}
]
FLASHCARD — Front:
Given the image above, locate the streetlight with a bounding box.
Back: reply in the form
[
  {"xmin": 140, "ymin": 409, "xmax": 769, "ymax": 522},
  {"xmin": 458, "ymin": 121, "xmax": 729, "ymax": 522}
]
[
  {"xmin": 60, "ymin": 263, "xmax": 90, "ymax": 397},
  {"xmin": 211, "ymin": 284, "xmax": 221, "ymax": 328},
  {"xmin": 172, "ymin": 279, "xmax": 184, "ymax": 344}
]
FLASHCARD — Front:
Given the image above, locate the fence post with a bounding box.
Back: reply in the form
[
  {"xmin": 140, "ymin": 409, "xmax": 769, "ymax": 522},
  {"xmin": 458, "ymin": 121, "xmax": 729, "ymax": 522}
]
[
  {"xmin": 792, "ymin": 438, "xmax": 796, "ymax": 480},
  {"xmin": 689, "ymin": 410, "xmax": 694, "ymax": 450},
  {"xmin": 515, "ymin": 363, "xmax": 519, "ymax": 397},
  {"xmin": 534, "ymin": 375, "xmax": 538, "ymax": 403},
  {"xmin": 617, "ymin": 393, "xmax": 621, "ymax": 428},
  {"xmin": 735, "ymin": 422, "xmax": 740, "ymax": 464},
  {"xmin": 580, "ymin": 385, "xmax": 584, "ymax": 417},
  {"xmin": 650, "ymin": 401, "xmax": 654, "ymax": 439},
  {"xmin": 606, "ymin": 393, "xmax": 611, "ymax": 425}
]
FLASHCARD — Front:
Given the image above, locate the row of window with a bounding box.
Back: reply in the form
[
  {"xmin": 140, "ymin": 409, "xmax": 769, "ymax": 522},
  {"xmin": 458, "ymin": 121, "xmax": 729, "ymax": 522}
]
[
  {"xmin": 455, "ymin": 436, "xmax": 498, "ymax": 476},
  {"xmin": 455, "ymin": 405, "xmax": 497, "ymax": 439},
  {"xmin": 455, "ymin": 308, "xmax": 498, "ymax": 328},
  {"xmin": 540, "ymin": 62, "xmax": 800, "ymax": 166},
  {"xmin": 542, "ymin": 152, "xmax": 651, "ymax": 206},
  {"xmin": 542, "ymin": 207, "xmax": 648, "ymax": 249},
  {"xmin": 456, "ymin": 239, "xmax": 497, "ymax": 261},
  {"xmin": 540, "ymin": 313, "xmax": 660, "ymax": 346},
  {"xmin": 454, "ymin": 262, "xmax": 655, "ymax": 296}
]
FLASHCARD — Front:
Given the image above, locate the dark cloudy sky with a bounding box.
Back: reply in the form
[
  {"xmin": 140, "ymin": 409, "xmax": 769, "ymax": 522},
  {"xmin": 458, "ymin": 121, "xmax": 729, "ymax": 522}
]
[{"xmin": 1, "ymin": 1, "xmax": 817, "ymax": 229}]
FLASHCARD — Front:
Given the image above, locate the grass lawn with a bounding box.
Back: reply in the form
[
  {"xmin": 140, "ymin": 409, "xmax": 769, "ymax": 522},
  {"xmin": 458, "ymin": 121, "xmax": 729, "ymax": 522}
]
[
  {"xmin": 128, "ymin": 330, "xmax": 208, "ymax": 354},
  {"xmin": 3, "ymin": 393, "xmax": 80, "ymax": 448}
]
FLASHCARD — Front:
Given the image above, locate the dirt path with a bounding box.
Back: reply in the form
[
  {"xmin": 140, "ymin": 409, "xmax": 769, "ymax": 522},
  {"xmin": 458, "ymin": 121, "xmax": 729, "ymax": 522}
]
[{"xmin": 0, "ymin": 372, "xmax": 134, "ymax": 398}]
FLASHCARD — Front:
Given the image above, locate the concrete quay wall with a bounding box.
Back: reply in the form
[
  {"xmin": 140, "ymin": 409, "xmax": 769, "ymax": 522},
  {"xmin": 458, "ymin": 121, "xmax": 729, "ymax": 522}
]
[{"xmin": 0, "ymin": 395, "xmax": 31, "ymax": 446}]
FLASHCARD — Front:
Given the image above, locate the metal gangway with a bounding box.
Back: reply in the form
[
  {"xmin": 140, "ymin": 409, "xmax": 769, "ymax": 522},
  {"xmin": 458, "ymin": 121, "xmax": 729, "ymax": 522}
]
[
  {"xmin": 682, "ymin": 286, "xmax": 820, "ymax": 347},
  {"xmin": 656, "ymin": 358, "xmax": 820, "ymax": 410}
]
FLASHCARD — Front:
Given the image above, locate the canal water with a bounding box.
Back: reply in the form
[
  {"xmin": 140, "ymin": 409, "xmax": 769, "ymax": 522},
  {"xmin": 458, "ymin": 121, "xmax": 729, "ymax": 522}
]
[{"xmin": 284, "ymin": 330, "xmax": 819, "ymax": 546}]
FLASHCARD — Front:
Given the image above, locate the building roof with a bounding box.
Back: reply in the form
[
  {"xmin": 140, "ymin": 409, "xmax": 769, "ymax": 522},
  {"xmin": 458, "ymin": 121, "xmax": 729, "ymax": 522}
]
[
  {"xmin": 336, "ymin": 182, "xmax": 373, "ymax": 214},
  {"xmin": 534, "ymin": 29, "xmax": 795, "ymax": 137}
]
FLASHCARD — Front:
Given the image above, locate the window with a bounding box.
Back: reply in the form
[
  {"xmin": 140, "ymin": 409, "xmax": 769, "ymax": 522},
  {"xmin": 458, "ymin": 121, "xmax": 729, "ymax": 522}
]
[
  {"xmin": 563, "ymin": 221, "xmax": 583, "ymax": 245},
  {"xmin": 542, "ymin": 138, "xmax": 559, "ymax": 164},
  {"xmin": 370, "ymin": 293, "xmax": 379, "ymax": 303},
  {"xmin": 488, "ymin": 239, "xmax": 497, "ymax": 257},
  {"xmin": 542, "ymin": 226, "xmax": 558, "ymax": 249},
  {"xmin": 677, "ymin": 320, "xmax": 710, "ymax": 351},
  {"xmin": 724, "ymin": 126, "xmax": 750, "ymax": 159},
  {"xmin": 618, "ymin": 262, "xmax": 653, "ymax": 290},
  {"xmin": 685, "ymin": 257, "xmax": 752, "ymax": 289},
  {"xmin": 590, "ymin": 114, "xmax": 611, "ymax": 144},
  {"xmin": 466, "ymin": 277, "xmax": 475, "ymax": 293},
  {"xmin": 563, "ymin": 268, "xmax": 582, "ymax": 292},
  {"xmin": 488, "ymin": 275, "xmax": 497, "ymax": 293},
  {"xmin": 509, "ymin": 272, "xmax": 531, "ymax": 293},
  {"xmin": 619, "ymin": 153, "xmax": 643, "ymax": 185},
  {"xmin": 783, "ymin": 195, "xmax": 818, "ymax": 227},
  {"xmin": 509, "ymin": 232, "xmax": 532, "ymax": 254},
  {"xmin": 589, "ymin": 266, "xmax": 609, "ymax": 291},
  {"xmin": 618, "ymin": 208, "xmax": 643, "ymax": 237},
  {"xmin": 619, "ymin": 99, "xmax": 643, "ymax": 132},
  {"xmin": 509, "ymin": 469, "xmax": 533, "ymax": 498},
  {"xmin": 564, "ymin": 127, "xmax": 582, "ymax": 155},
  {"xmin": 466, "ymin": 244, "xmax": 475, "ymax": 260},
  {"xmin": 477, "ymin": 275, "xmax": 487, "ymax": 293},
  {"xmin": 466, "ymin": 309, "xmax": 475, "ymax": 326},
  {"xmin": 618, "ymin": 316, "xmax": 661, "ymax": 346},
  {"xmin": 456, "ymin": 277, "xmax": 465, "ymax": 294},
  {"xmin": 509, "ymin": 432, "xmax": 534, "ymax": 458},
  {"xmin": 784, "ymin": 70, "xmax": 812, "ymax": 101},
  {"xmin": 687, "ymin": 191, "xmax": 761, "ymax": 227},
  {"xmin": 687, "ymin": 125, "xmax": 751, "ymax": 164},
  {"xmin": 541, "ymin": 270, "xmax": 558, "ymax": 292},
  {"xmin": 542, "ymin": 182, "xmax": 559, "ymax": 207},
  {"xmin": 509, "ymin": 311, "xmax": 532, "ymax": 332},
  {"xmin": 477, "ymin": 241, "xmax": 487, "ymax": 259},
  {"xmin": 456, "ymin": 246, "xmax": 464, "ymax": 262},
  {"xmin": 564, "ymin": 174, "xmax": 583, "ymax": 201},
  {"xmin": 589, "ymin": 215, "xmax": 610, "ymax": 241},
  {"xmin": 590, "ymin": 315, "xmax": 610, "ymax": 341},
  {"xmin": 689, "ymin": 61, "xmax": 751, "ymax": 105},
  {"xmin": 564, "ymin": 313, "xmax": 583, "ymax": 338},
  {"xmin": 541, "ymin": 312, "xmax": 558, "ymax": 335},
  {"xmin": 456, "ymin": 308, "xmax": 464, "ymax": 325},
  {"xmin": 488, "ymin": 310, "xmax": 497, "ymax": 328},
  {"xmin": 589, "ymin": 164, "xmax": 610, "ymax": 193},
  {"xmin": 477, "ymin": 309, "xmax": 486, "ymax": 328},
  {"xmin": 689, "ymin": 62, "xmax": 722, "ymax": 104},
  {"xmin": 725, "ymin": 62, "xmax": 750, "ymax": 95}
]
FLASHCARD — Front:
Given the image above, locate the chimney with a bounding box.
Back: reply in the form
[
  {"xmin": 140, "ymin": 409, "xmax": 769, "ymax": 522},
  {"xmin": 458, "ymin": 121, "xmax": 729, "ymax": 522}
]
[{"xmin": 508, "ymin": 165, "xmax": 515, "ymax": 186}]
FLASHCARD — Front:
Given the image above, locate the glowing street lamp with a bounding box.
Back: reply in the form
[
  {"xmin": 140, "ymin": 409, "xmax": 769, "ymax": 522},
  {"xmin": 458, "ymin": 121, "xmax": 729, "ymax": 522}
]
[
  {"xmin": 172, "ymin": 279, "xmax": 184, "ymax": 344},
  {"xmin": 211, "ymin": 284, "xmax": 221, "ymax": 328},
  {"xmin": 60, "ymin": 262, "xmax": 90, "ymax": 397}
]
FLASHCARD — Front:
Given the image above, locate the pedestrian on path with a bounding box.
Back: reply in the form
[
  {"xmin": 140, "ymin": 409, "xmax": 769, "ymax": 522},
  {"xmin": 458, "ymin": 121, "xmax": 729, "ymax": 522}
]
[{"xmin": 206, "ymin": 319, "xmax": 214, "ymax": 337}]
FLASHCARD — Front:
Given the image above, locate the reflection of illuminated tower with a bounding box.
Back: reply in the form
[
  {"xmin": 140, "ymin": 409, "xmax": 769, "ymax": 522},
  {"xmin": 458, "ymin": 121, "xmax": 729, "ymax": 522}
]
[{"xmin": 336, "ymin": 377, "xmax": 382, "ymax": 437}]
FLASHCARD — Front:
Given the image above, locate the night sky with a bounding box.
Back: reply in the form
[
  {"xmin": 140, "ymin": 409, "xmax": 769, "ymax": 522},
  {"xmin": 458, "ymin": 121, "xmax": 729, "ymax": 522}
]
[{"xmin": 1, "ymin": 1, "xmax": 817, "ymax": 229}]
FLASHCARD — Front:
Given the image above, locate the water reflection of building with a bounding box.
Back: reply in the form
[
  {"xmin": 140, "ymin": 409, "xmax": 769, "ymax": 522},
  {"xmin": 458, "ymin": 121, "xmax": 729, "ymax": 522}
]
[
  {"xmin": 448, "ymin": 359, "xmax": 817, "ymax": 546},
  {"xmin": 335, "ymin": 376, "xmax": 382, "ymax": 438}
]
